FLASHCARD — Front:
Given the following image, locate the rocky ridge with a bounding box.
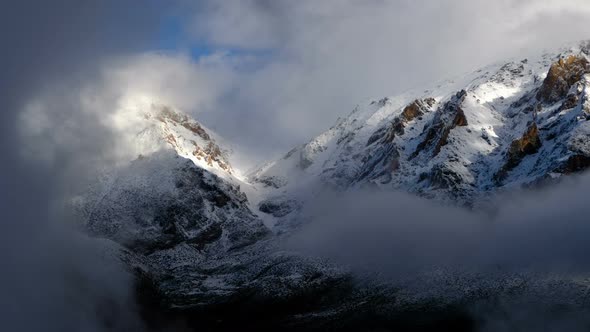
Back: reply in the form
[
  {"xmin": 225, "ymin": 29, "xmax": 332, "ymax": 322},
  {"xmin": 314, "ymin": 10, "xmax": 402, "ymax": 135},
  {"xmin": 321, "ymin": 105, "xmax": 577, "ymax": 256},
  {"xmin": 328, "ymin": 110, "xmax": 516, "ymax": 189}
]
[
  {"xmin": 76, "ymin": 41, "xmax": 590, "ymax": 330},
  {"xmin": 254, "ymin": 42, "xmax": 590, "ymax": 210}
]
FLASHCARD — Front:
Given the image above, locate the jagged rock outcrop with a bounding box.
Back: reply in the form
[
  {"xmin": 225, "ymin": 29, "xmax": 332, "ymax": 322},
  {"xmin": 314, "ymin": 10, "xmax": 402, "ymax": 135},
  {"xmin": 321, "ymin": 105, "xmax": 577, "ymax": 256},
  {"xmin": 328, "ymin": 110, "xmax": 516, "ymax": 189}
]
[
  {"xmin": 80, "ymin": 151, "xmax": 268, "ymax": 254},
  {"xmin": 76, "ymin": 150, "xmax": 349, "ymax": 316},
  {"xmin": 255, "ymin": 42, "xmax": 590, "ymax": 206},
  {"xmin": 401, "ymin": 97, "xmax": 436, "ymax": 122},
  {"xmin": 356, "ymin": 142, "xmax": 401, "ymax": 184},
  {"xmin": 411, "ymin": 90, "xmax": 468, "ymax": 159},
  {"xmin": 367, "ymin": 97, "xmax": 436, "ymax": 147},
  {"xmin": 154, "ymin": 106, "xmax": 233, "ymax": 173},
  {"xmin": 495, "ymin": 123, "xmax": 542, "ymax": 182},
  {"xmin": 537, "ymin": 55, "xmax": 590, "ymax": 104}
]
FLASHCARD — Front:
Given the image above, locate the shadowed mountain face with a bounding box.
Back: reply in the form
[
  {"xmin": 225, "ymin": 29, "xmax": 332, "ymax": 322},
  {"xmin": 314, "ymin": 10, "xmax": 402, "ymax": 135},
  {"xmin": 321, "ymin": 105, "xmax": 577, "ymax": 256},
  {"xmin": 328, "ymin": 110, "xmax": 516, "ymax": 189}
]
[{"xmin": 75, "ymin": 42, "xmax": 590, "ymax": 331}]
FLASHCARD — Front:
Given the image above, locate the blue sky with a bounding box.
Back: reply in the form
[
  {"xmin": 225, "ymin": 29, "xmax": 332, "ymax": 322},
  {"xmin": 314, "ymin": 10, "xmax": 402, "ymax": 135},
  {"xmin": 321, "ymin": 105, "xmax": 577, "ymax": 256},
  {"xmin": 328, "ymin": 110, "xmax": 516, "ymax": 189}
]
[{"xmin": 156, "ymin": 13, "xmax": 274, "ymax": 66}]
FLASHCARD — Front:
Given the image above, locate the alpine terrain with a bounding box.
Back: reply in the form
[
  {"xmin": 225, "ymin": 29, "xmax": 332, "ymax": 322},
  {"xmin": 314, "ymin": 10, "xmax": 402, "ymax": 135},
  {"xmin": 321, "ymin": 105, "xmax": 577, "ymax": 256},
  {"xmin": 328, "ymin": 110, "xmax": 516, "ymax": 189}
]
[{"xmin": 74, "ymin": 41, "xmax": 590, "ymax": 331}]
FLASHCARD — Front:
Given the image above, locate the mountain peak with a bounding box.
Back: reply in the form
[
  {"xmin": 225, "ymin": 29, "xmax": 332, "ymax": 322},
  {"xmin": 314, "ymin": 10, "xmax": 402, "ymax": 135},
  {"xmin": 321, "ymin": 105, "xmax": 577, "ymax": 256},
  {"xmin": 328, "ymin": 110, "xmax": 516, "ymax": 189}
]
[
  {"xmin": 252, "ymin": 42, "xmax": 590, "ymax": 210},
  {"xmin": 111, "ymin": 101, "xmax": 234, "ymax": 177}
]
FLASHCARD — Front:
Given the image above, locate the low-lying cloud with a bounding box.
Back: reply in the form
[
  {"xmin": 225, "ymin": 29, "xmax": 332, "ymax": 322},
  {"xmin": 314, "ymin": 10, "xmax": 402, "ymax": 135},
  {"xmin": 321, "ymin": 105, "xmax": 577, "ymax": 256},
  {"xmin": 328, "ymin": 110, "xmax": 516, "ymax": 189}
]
[
  {"xmin": 6, "ymin": 1, "xmax": 590, "ymax": 331},
  {"xmin": 286, "ymin": 174, "xmax": 590, "ymax": 330},
  {"xmin": 289, "ymin": 174, "xmax": 590, "ymax": 277}
]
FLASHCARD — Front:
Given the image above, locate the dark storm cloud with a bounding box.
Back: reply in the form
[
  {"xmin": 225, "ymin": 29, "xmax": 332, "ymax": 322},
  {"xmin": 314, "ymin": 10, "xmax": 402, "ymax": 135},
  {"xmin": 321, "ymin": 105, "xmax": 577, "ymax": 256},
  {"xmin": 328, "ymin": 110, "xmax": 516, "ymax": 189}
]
[{"xmin": 0, "ymin": 1, "xmax": 165, "ymax": 331}]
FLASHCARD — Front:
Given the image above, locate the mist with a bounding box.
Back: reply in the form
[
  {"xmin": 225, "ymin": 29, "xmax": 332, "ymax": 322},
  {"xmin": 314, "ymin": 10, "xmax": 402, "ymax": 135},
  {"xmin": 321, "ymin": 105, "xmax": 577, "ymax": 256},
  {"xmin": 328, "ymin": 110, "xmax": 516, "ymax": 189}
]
[
  {"xmin": 185, "ymin": 0, "xmax": 590, "ymax": 164},
  {"xmin": 0, "ymin": 1, "xmax": 162, "ymax": 331},
  {"xmin": 4, "ymin": 1, "xmax": 590, "ymax": 331},
  {"xmin": 289, "ymin": 175, "xmax": 590, "ymax": 276},
  {"xmin": 286, "ymin": 175, "xmax": 590, "ymax": 330}
]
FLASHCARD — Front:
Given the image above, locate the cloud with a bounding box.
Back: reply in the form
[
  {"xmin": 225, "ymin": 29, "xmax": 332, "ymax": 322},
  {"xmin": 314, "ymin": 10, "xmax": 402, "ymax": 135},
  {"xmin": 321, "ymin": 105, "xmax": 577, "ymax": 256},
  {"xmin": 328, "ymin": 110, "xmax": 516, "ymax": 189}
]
[
  {"xmin": 19, "ymin": 52, "xmax": 234, "ymax": 175},
  {"xmin": 285, "ymin": 174, "xmax": 590, "ymax": 330},
  {"xmin": 17, "ymin": 1, "xmax": 590, "ymax": 167},
  {"xmin": 6, "ymin": 1, "xmax": 590, "ymax": 330},
  {"xmin": 288, "ymin": 174, "xmax": 590, "ymax": 277},
  {"xmin": 0, "ymin": 1, "xmax": 164, "ymax": 331},
  {"xmin": 181, "ymin": 0, "xmax": 590, "ymax": 163}
]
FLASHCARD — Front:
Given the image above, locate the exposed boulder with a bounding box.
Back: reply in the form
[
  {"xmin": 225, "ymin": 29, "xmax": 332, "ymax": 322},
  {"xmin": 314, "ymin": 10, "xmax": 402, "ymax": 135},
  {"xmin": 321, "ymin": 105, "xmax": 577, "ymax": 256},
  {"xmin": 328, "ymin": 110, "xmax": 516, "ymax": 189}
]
[{"xmin": 537, "ymin": 55, "xmax": 590, "ymax": 104}]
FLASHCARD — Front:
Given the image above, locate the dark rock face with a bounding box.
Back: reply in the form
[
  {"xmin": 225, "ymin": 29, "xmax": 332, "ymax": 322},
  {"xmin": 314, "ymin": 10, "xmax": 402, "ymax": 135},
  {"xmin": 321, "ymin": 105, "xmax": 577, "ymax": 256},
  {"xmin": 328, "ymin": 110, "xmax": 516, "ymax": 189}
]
[
  {"xmin": 495, "ymin": 123, "xmax": 542, "ymax": 182},
  {"xmin": 537, "ymin": 55, "xmax": 590, "ymax": 104},
  {"xmin": 367, "ymin": 98, "xmax": 435, "ymax": 147},
  {"xmin": 558, "ymin": 93, "xmax": 580, "ymax": 112},
  {"xmin": 356, "ymin": 142, "xmax": 401, "ymax": 184},
  {"xmin": 358, "ymin": 99, "xmax": 437, "ymax": 184},
  {"xmin": 157, "ymin": 106, "xmax": 211, "ymax": 141},
  {"xmin": 255, "ymin": 175, "xmax": 287, "ymax": 189},
  {"xmin": 366, "ymin": 126, "xmax": 388, "ymax": 146},
  {"xmin": 401, "ymin": 97, "xmax": 436, "ymax": 122},
  {"xmin": 155, "ymin": 105, "xmax": 233, "ymax": 173},
  {"xmin": 259, "ymin": 197, "xmax": 300, "ymax": 218},
  {"xmin": 81, "ymin": 151, "xmax": 269, "ymax": 255},
  {"xmin": 411, "ymin": 91, "xmax": 468, "ymax": 159},
  {"xmin": 135, "ymin": 267, "xmax": 479, "ymax": 332},
  {"xmin": 560, "ymin": 154, "xmax": 590, "ymax": 174},
  {"xmin": 426, "ymin": 164, "xmax": 466, "ymax": 190},
  {"xmin": 78, "ymin": 152, "xmax": 350, "ymax": 319}
]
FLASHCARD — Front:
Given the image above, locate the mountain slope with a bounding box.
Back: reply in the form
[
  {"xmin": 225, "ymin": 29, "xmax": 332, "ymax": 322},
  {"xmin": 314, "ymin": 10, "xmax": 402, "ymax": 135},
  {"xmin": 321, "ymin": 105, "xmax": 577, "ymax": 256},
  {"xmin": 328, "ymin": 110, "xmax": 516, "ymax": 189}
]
[
  {"xmin": 72, "ymin": 101, "xmax": 347, "ymax": 314},
  {"xmin": 252, "ymin": 42, "xmax": 590, "ymax": 218},
  {"xmin": 110, "ymin": 101, "xmax": 234, "ymax": 178},
  {"xmin": 74, "ymin": 41, "xmax": 590, "ymax": 330}
]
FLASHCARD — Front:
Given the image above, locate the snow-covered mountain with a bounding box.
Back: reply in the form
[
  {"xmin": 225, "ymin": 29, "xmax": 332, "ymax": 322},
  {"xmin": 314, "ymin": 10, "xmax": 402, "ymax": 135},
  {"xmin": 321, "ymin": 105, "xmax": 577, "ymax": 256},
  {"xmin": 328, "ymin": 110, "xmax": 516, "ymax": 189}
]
[
  {"xmin": 75, "ymin": 41, "xmax": 590, "ymax": 330},
  {"xmin": 252, "ymin": 42, "xmax": 590, "ymax": 221},
  {"xmin": 72, "ymin": 101, "xmax": 347, "ymax": 317},
  {"xmin": 108, "ymin": 101, "xmax": 234, "ymax": 177}
]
